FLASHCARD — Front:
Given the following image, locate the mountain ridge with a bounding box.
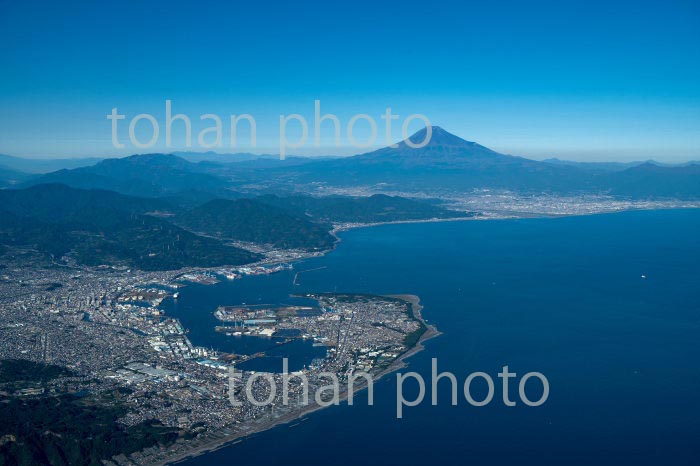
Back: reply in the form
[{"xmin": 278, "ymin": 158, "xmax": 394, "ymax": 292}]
[
  {"xmin": 6, "ymin": 127, "xmax": 700, "ymax": 199},
  {"xmin": 0, "ymin": 184, "xmax": 259, "ymax": 270}
]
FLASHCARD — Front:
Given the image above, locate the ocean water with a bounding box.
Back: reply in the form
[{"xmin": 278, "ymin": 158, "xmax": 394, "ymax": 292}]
[
  {"xmin": 161, "ymin": 273, "xmax": 326, "ymax": 372},
  {"xmin": 175, "ymin": 209, "xmax": 700, "ymax": 465}
]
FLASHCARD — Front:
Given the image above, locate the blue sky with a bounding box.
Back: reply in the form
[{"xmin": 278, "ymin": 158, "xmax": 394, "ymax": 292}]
[{"xmin": 0, "ymin": 0, "xmax": 698, "ymax": 161}]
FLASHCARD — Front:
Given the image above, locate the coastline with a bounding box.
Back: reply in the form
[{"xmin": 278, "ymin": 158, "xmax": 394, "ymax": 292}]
[
  {"xmin": 332, "ymin": 215, "xmax": 482, "ymax": 234},
  {"xmin": 328, "ymin": 216, "xmax": 480, "ymax": 252},
  {"xmin": 157, "ymin": 294, "xmax": 439, "ymax": 466},
  {"xmin": 142, "ymin": 208, "xmax": 687, "ymax": 465},
  {"xmin": 174, "ymin": 207, "xmax": 700, "ymax": 279},
  {"xmin": 379, "ymin": 294, "xmax": 442, "ymax": 375}
]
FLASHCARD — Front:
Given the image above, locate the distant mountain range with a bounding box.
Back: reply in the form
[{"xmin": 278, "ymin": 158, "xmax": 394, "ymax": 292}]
[
  {"xmin": 7, "ymin": 127, "xmax": 700, "ymax": 199},
  {"xmin": 0, "ymin": 126, "xmax": 700, "ymax": 202},
  {"xmin": 0, "ymin": 153, "xmax": 102, "ymax": 174},
  {"xmin": 542, "ymin": 158, "xmax": 700, "ymax": 173},
  {"xmin": 606, "ymin": 162, "xmax": 700, "ymax": 199},
  {"xmin": 542, "ymin": 158, "xmax": 647, "ymax": 172},
  {"xmin": 261, "ymin": 127, "xmax": 700, "ymax": 198},
  {"xmin": 28, "ymin": 153, "xmax": 235, "ymax": 198},
  {"xmin": 0, "ymin": 164, "xmax": 30, "ymax": 188}
]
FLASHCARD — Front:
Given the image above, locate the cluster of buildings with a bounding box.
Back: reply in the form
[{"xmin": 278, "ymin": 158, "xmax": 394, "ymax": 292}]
[{"xmin": 0, "ymin": 248, "xmax": 425, "ymax": 466}]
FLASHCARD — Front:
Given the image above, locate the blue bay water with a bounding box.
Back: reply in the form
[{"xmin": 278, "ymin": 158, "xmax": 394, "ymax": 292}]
[{"xmin": 176, "ymin": 209, "xmax": 700, "ymax": 465}]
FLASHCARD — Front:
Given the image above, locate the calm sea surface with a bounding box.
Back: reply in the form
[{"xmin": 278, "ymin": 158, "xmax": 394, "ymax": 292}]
[{"xmin": 171, "ymin": 209, "xmax": 700, "ymax": 465}]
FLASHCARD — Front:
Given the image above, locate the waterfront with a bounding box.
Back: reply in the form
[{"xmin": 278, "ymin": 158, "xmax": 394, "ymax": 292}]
[
  {"xmin": 177, "ymin": 209, "xmax": 700, "ymax": 466},
  {"xmin": 160, "ymin": 277, "xmax": 327, "ymax": 373}
]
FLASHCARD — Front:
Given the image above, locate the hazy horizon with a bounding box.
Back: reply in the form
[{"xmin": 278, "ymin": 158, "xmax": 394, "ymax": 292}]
[
  {"xmin": 1, "ymin": 0, "xmax": 698, "ymax": 163},
  {"xmin": 3, "ymin": 137, "xmax": 699, "ymax": 165}
]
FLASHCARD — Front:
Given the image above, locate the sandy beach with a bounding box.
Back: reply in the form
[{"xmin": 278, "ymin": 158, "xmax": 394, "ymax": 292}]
[{"xmin": 154, "ymin": 294, "xmax": 440, "ymax": 466}]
